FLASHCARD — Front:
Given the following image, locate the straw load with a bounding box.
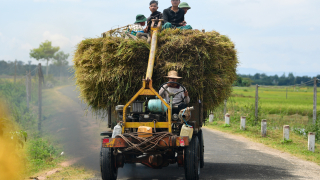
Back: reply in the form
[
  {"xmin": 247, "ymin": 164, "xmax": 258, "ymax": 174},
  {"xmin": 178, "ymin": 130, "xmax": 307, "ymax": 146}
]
[{"xmin": 73, "ymin": 29, "xmax": 238, "ymax": 113}]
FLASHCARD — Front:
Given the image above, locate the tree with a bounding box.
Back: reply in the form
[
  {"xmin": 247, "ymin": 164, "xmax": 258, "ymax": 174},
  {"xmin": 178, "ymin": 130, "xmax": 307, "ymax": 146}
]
[
  {"xmin": 253, "ymin": 73, "xmax": 260, "ymax": 80},
  {"xmin": 29, "ymin": 40, "xmax": 60, "ymax": 76},
  {"xmin": 53, "ymin": 51, "xmax": 69, "ymax": 82}
]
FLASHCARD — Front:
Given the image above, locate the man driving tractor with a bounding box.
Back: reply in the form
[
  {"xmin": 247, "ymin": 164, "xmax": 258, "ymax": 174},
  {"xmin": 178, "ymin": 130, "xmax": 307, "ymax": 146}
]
[{"xmin": 159, "ymin": 70, "xmax": 190, "ymax": 106}]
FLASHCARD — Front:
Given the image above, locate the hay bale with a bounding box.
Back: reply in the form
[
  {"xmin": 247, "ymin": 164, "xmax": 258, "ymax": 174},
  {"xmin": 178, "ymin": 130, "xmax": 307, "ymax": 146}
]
[{"xmin": 73, "ymin": 29, "xmax": 238, "ymax": 112}]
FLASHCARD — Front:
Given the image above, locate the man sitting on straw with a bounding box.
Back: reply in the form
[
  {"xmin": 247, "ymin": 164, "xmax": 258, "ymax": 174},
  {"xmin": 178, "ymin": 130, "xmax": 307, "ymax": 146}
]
[
  {"xmin": 145, "ymin": 0, "xmax": 163, "ymax": 33},
  {"xmin": 126, "ymin": 14, "xmax": 150, "ymax": 42},
  {"xmin": 159, "ymin": 70, "xmax": 190, "ymax": 106},
  {"xmin": 162, "ymin": 0, "xmax": 192, "ymax": 30},
  {"xmin": 179, "ymin": 2, "xmax": 191, "ymax": 15}
]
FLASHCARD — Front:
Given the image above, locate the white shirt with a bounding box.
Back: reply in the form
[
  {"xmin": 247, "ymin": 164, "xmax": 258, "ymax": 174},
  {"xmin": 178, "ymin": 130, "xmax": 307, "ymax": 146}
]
[
  {"xmin": 128, "ymin": 23, "xmax": 144, "ymax": 32},
  {"xmin": 159, "ymin": 84, "xmax": 190, "ymax": 105}
]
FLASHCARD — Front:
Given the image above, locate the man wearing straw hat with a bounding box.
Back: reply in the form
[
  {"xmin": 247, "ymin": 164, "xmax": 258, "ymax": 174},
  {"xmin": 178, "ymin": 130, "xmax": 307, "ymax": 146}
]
[{"xmin": 159, "ymin": 70, "xmax": 190, "ymax": 106}]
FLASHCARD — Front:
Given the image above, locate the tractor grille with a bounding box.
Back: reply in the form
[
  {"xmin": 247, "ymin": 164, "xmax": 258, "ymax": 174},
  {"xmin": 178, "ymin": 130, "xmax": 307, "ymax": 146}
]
[{"xmin": 132, "ymin": 101, "xmax": 144, "ymax": 113}]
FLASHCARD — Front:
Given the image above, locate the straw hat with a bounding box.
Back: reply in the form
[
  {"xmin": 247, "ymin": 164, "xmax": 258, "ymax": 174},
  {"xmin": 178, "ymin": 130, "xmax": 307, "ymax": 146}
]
[{"xmin": 164, "ymin": 70, "xmax": 182, "ymax": 79}]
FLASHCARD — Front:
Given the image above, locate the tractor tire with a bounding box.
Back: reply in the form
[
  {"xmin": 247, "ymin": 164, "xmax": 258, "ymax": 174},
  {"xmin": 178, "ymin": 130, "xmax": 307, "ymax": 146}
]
[
  {"xmin": 184, "ymin": 136, "xmax": 200, "ymax": 180},
  {"xmin": 100, "ymin": 147, "xmax": 118, "ymax": 180},
  {"xmin": 198, "ymin": 129, "xmax": 205, "ymax": 168}
]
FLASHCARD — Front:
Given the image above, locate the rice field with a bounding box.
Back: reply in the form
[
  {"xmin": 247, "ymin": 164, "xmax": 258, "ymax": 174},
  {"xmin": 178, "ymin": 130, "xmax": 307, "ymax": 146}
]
[
  {"xmin": 231, "ymin": 86, "xmax": 319, "ymax": 117},
  {"xmin": 210, "ymin": 86, "xmax": 320, "ymax": 129}
]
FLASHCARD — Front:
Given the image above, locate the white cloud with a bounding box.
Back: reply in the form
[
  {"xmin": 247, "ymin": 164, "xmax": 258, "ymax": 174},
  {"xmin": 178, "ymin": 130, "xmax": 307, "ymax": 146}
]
[
  {"xmin": 33, "ymin": 0, "xmax": 81, "ymax": 2},
  {"xmin": 42, "ymin": 31, "xmax": 83, "ymax": 49},
  {"xmin": 21, "ymin": 43, "xmax": 33, "ymax": 51},
  {"xmin": 208, "ymin": 0, "xmax": 320, "ymax": 28}
]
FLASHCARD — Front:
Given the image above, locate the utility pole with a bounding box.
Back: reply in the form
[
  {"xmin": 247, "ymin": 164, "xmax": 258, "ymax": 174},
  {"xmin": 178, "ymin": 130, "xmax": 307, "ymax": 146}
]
[
  {"xmin": 38, "ymin": 63, "xmax": 44, "ymax": 132},
  {"xmin": 28, "ymin": 61, "xmax": 31, "ymax": 71},
  {"xmin": 26, "ymin": 71, "xmax": 29, "ymax": 109},
  {"xmin": 313, "ymin": 77, "xmax": 317, "ymax": 125},
  {"xmin": 14, "ymin": 60, "xmax": 17, "ymax": 83},
  {"xmin": 223, "ymin": 99, "xmax": 227, "ymax": 115},
  {"xmin": 255, "ymin": 84, "xmax": 259, "ymax": 125},
  {"xmin": 28, "ymin": 70, "xmax": 31, "ymax": 101},
  {"xmin": 286, "ymin": 87, "xmax": 288, "ymax": 99}
]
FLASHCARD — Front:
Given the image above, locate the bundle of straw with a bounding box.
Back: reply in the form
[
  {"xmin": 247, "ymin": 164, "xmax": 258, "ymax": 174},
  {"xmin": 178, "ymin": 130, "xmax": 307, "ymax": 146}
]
[{"xmin": 73, "ymin": 29, "xmax": 238, "ymax": 112}]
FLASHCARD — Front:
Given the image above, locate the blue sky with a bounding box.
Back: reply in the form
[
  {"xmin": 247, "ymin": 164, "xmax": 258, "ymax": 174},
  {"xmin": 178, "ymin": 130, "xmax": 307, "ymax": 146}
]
[{"xmin": 0, "ymin": 0, "xmax": 319, "ymax": 76}]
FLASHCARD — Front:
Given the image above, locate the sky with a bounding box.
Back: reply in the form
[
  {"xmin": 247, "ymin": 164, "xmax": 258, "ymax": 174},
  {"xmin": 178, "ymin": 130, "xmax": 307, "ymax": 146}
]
[{"xmin": 0, "ymin": 0, "xmax": 319, "ymax": 76}]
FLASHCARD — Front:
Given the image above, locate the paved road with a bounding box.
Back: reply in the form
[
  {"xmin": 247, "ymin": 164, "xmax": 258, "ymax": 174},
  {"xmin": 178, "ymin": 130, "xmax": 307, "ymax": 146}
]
[{"xmin": 47, "ymin": 85, "xmax": 319, "ymax": 180}]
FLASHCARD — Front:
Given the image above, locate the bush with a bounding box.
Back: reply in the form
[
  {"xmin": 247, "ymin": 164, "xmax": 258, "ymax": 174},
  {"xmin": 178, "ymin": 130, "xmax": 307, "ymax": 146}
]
[
  {"xmin": 305, "ymin": 120, "xmax": 320, "ymax": 141},
  {"xmin": 27, "ymin": 138, "xmax": 60, "ymax": 168}
]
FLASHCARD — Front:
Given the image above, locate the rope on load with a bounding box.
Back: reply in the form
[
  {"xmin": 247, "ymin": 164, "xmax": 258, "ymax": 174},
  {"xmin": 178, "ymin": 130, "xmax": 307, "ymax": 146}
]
[{"xmin": 116, "ymin": 132, "xmax": 176, "ymax": 153}]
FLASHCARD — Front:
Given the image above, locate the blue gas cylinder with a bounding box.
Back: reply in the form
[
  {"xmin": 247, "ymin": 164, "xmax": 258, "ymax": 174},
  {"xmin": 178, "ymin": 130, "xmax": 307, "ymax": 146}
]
[{"xmin": 148, "ymin": 99, "xmax": 168, "ymax": 113}]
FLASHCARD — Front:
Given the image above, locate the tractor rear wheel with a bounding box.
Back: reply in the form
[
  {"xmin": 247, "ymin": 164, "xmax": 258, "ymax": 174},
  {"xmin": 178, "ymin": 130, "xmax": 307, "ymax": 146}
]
[
  {"xmin": 100, "ymin": 147, "xmax": 118, "ymax": 180},
  {"xmin": 198, "ymin": 129, "xmax": 204, "ymax": 168},
  {"xmin": 184, "ymin": 136, "xmax": 200, "ymax": 180}
]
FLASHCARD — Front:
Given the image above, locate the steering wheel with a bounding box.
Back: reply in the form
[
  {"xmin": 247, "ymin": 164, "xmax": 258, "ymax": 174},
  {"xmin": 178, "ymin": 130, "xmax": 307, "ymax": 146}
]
[{"xmin": 158, "ymin": 82, "xmax": 187, "ymax": 105}]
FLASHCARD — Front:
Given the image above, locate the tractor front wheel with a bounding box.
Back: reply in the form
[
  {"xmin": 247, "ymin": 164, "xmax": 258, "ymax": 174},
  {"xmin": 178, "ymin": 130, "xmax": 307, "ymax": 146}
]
[
  {"xmin": 100, "ymin": 147, "xmax": 118, "ymax": 180},
  {"xmin": 184, "ymin": 136, "xmax": 200, "ymax": 180}
]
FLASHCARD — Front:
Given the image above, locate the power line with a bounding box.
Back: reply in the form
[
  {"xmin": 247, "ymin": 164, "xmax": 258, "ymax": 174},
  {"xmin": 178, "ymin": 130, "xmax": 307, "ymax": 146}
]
[{"xmin": 24, "ymin": 67, "xmax": 38, "ymax": 78}]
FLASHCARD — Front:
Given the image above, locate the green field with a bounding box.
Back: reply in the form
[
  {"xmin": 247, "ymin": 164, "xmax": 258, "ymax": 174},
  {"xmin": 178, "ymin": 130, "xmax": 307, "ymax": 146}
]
[
  {"xmin": 207, "ymin": 85, "xmax": 320, "ymax": 164},
  {"xmin": 211, "ymin": 86, "xmax": 320, "ymax": 129},
  {"xmin": 233, "ymin": 86, "xmax": 319, "ymax": 115}
]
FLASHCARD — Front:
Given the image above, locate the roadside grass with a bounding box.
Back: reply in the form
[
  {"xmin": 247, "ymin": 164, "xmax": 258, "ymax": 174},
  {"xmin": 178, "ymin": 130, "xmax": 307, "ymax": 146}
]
[
  {"xmin": 27, "ymin": 85, "xmax": 96, "ymax": 178},
  {"xmin": 41, "ymin": 166, "xmax": 95, "ymax": 180},
  {"xmin": 205, "ymin": 121, "xmax": 320, "ymax": 165},
  {"xmin": 206, "ymin": 86, "xmax": 320, "ymax": 165},
  {"xmin": 25, "ymin": 137, "xmax": 65, "ymax": 176},
  {"xmin": 0, "ymin": 79, "xmax": 93, "ymax": 178}
]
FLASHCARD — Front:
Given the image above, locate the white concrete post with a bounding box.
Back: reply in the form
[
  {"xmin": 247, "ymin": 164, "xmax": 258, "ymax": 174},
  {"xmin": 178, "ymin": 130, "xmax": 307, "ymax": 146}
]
[
  {"xmin": 308, "ymin": 132, "xmax": 315, "ymax": 152},
  {"xmin": 225, "ymin": 113, "xmax": 230, "ymax": 125},
  {"xmin": 261, "ymin": 119, "xmax": 267, "ymax": 137},
  {"xmin": 209, "ymin": 112, "xmax": 214, "ymax": 123},
  {"xmin": 240, "ymin": 116, "xmax": 246, "ymax": 130},
  {"xmin": 283, "ymin": 125, "xmax": 290, "ymax": 140}
]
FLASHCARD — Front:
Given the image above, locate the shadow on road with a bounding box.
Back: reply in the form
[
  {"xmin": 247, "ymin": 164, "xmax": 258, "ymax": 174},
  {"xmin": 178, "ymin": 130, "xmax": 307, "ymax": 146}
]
[{"xmin": 89, "ymin": 162, "xmax": 298, "ymax": 180}]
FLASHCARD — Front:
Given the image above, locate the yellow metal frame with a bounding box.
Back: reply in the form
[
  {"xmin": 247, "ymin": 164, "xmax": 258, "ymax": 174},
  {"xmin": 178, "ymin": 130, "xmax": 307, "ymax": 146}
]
[{"xmin": 122, "ymin": 19, "xmax": 172, "ymax": 133}]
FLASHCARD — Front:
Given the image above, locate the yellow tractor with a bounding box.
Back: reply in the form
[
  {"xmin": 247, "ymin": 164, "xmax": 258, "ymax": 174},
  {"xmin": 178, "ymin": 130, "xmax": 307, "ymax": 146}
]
[{"xmin": 100, "ymin": 20, "xmax": 205, "ymax": 180}]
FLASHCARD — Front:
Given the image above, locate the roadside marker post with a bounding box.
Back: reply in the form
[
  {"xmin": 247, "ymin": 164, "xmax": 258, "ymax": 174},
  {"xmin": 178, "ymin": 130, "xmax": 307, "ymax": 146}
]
[
  {"xmin": 209, "ymin": 112, "xmax": 214, "ymax": 123},
  {"xmin": 283, "ymin": 125, "xmax": 290, "ymax": 141},
  {"xmin": 240, "ymin": 116, "xmax": 246, "ymax": 130},
  {"xmin": 225, "ymin": 113, "xmax": 230, "ymax": 125},
  {"xmin": 261, "ymin": 119, "xmax": 267, "ymax": 137},
  {"xmin": 308, "ymin": 132, "xmax": 315, "ymax": 152}
]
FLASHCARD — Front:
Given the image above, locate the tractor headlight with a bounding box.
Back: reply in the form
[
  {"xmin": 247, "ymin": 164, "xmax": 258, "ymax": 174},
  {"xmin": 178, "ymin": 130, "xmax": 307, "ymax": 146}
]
[{"xmin": 172, "ymin": 114, "xmax": 179, "ymax": 121}]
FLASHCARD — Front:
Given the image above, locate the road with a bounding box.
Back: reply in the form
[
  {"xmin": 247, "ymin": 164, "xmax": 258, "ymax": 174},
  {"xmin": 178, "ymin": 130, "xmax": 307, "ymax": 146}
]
[{"xmin": 44, "ymin": 85, "xmax": 320, "ymax": 180}]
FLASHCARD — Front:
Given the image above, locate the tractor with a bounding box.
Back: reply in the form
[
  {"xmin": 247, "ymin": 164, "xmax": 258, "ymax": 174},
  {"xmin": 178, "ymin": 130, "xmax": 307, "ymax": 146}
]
[{"xmin": 100, "ymin": 19, "xmax": 205, "ymax": 180}]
